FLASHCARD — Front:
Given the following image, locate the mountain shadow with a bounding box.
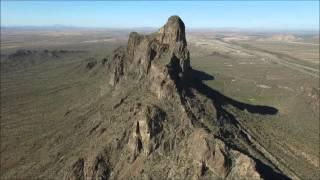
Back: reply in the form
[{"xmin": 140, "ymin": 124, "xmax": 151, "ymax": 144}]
[
  {"xmin": 188, "ymin": 69, "xmax": 289, "ymax": 180},
  {"xmin": 189, "ymin": 68, "xmax": 278, "ymax": 116},
  {"xmin": 190, "ymin": 69, "xmax": 215, "ymax": 81}
]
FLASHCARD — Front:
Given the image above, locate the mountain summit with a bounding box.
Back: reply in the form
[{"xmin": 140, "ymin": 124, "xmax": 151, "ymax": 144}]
[{"xmin": 108, "ymin": 15, "xmax": 191, "ymax": 100}]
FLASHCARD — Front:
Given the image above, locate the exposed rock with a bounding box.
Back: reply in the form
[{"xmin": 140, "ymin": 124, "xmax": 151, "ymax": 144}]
[
  {"xmin": 107, "ymin": 16, "xmax": 191, "ymax": 99},
  {"xmin": 188, "ymin": 129, "xmax": 230, "ymax": 177},
  {"xmin": 66, "ymin": 158, "xmax": 85, "ymax": 180},
  {"xmin": 108, "ymin": 47, "xmax": 126, "ymax": 87},
  {"xmin": 84, "ymin": 154, "xmax": 110, "ymax": 180},
  {"xmin": 228, "ymin": 150, "xmax": 262, "ymax": 180},
  {"xmin": 188, "ymin": 129, "xmax": 261, "ymax": 179},
  {"xmin": 66, "ymin": 154, "xmax": 110, "ymax": 180},
  {"xmin": 155, "ymin": 15, "xmax": 190, "ymax": 75},
  {"xmin": 128, "ymin": 104, "xmax": 166, "ymax": 161}
]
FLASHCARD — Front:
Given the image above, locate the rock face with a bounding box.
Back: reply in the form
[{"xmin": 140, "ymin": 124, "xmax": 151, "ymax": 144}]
[
  {"xmin": 107, "ymin": 16, "xmax": 191, "ymax": 99},
  {"xmin": 188, "ymin": 129, "xmax": 262, "ymax": 179},
  {"xmin": 126, "ymin": 15, "xmax": 190, "ymax": 78},
  {"xmin": 108, "ymin": 47, "xmax": 126, "ymax": 87},
  {"xmin": 128, "ymin": 104, "xmax": 166, "ymax": 161},
  {"xmin": 66, "ymin": 154, "xmax": 110, "ymax": 180}
]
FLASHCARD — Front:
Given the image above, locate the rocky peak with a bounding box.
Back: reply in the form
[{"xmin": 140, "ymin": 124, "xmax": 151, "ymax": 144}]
[
  {"xmin": 127, "ymin": 15, "xmax": 188, "ymax": 57},
  {"xmin": 156, "ymin": 15, "xmax": 190, "ymax": 77},
  {"xmin": 156, "ymin": 15, "xmax": 187, "ymax": 48},
  {"xmin": 127, "ymin": 15, "xmax": 190, "ymax": 71},
  {"xmin": 108, "ymin": 16, "xmax": 191, "ymax": 98}
]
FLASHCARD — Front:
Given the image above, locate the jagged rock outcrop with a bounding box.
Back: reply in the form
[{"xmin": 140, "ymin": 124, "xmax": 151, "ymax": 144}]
[
  {"xmin": 126, "ymin": 15, "xmax": 190, "ymax": 78},
  {"xmin": 67, "ymin": 158, "xmax": 85, "ymax": 180},
  {"xmin": 63, "ymin": 15, "xmax": 290, "ymax": 180},
  {"xmin": 66, "ymin": 154, "xmax": 110, "ymax": 180},
  {"xmin": 188, "ymin": 129, "xmax": 261, "ymax": 179},
  {"xmin": 107, "ymin": 16, "xmax": 191, "ymax": 99},
  {"xmin": 128, "ymin": 104, "xmax": 166, "ymax": 161},
  {"xmin": 188, "ymin": 129, "xmax": 230, "ymax": 177},
  {"xmin": 108, "ymin": 47, "xmax": 126, "ymax": 87},
  {"xmin": 84, "ymin": 154, "xmax": 110, "ymax": 180}
]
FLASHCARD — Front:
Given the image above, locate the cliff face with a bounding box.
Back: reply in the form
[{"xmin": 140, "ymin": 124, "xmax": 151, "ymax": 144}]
[
  {"xmin": 126, "ymin": 15, "xmax": 190, "ymax": 78},
  {"xmin": 108, "ymin": 16, "xmax": 191, "ymax": 99},
  {"xmin": 65, "ymin": 16, "xmax": 291, "ymax": 180}
]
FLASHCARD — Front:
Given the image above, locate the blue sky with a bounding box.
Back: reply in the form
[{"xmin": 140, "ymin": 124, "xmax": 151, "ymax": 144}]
[{"xmin": 1, "ymin": 1, "xmax": 319, "ymax": 30}]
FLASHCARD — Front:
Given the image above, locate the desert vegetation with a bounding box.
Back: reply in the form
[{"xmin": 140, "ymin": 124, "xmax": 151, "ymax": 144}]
[{"xmin": 1, "ymin": 16, "xmax": 319, "ymax": 179}]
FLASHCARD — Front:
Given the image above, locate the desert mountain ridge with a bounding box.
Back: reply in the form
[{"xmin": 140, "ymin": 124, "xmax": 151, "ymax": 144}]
[{"xmin": 62, "ymin": 16, "xmax": 297, "ymax": 180}]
